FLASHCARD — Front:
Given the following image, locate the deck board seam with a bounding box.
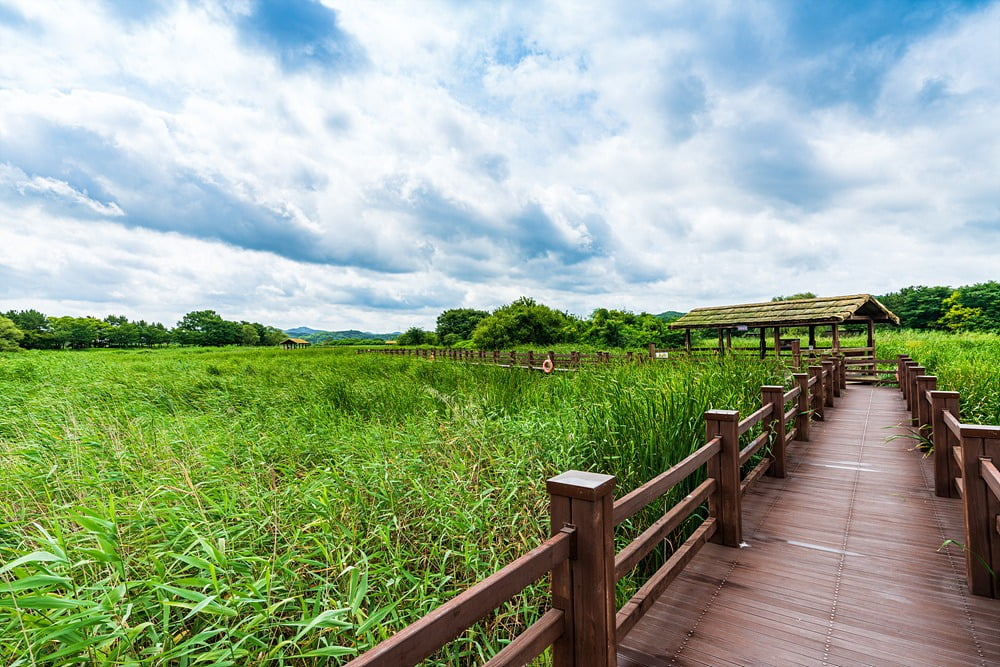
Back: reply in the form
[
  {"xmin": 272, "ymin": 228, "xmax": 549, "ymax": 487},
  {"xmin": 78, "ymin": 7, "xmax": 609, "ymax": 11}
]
[{"xmin": 821, "ymin": 386, "xmax": 873, "ymax": 665}]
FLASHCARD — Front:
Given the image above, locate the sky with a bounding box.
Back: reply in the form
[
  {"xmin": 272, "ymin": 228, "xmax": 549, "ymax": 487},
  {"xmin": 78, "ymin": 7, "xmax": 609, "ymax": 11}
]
[{"xmin": 1, "ymin": 0, "xmax": 998, "ymax": 332}]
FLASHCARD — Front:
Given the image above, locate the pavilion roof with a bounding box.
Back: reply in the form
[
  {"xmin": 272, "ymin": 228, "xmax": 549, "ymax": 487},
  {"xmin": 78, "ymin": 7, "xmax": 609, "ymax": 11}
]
[{"xmin": 668, "ymin": 294, "xmax": 900, "ymax": 330}]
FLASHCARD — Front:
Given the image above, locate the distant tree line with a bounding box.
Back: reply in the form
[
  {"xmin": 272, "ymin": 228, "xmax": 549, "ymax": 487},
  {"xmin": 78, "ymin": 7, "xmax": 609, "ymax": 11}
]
[
  {"xmin": 396, "ymin": 282, "xmax": 1000, "ymax": 351},
  {"xmin": 877, "ymin": 282, "xmax": 1000, "ymax": 332},
  {"xmin": 0, "ymin": 309, "xmax": 286, "ymax": 350},
  {"xmin": 398, "ymin": 297, "xmax": 686, "ymax": 350}
]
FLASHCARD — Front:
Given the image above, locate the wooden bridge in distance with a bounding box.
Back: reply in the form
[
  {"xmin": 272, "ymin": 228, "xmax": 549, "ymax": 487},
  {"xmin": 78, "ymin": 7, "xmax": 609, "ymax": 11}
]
[
  {"xmin": 618, "ymin": 383, "xmax": 999, "ymax": 666},
  {"xmin": 348, "ymin": 357, "xmax": 1000, "ymax": 666}
]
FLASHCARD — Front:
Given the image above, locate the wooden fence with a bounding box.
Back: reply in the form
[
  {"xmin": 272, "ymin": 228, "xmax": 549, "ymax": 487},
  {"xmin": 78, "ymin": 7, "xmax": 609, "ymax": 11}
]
[
  {"xmin": 345, "ymin": 359, "xmax": 846, "ymax": 666},
  {"xmin": 897, "ymin": 355, "xmax": 1000, "ymax": 598},
  {"xmin": 359, "ymin": 344, "xmax": 878, "ymax": 379}
]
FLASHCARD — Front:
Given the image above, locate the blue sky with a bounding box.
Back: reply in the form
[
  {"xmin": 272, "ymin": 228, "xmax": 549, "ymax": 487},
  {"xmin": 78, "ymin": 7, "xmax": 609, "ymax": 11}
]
[{"xmin": 1, "ymin": 0, "xmax": 997, "ymax": 331}]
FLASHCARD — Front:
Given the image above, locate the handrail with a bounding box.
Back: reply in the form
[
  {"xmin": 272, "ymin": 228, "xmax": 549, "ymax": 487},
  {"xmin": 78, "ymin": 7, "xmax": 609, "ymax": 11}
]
[
  {"xmin": 613, "ymin": 437, "xmax": 720, "ymax": 526},
  {"xmin": 482, "ymin": 609, "xmax": 565, "ymax": 667},
  {"xmin": 350, "ymin": 368, "xmax": 846, "ymax": 665},
  {"xmin": 738, "ymin": 404, "xmax": 773, "ymax": 435},
  {"xmin": 982, "ymin": 459, "xmax": 1000, "ymax": 508},
  {"xmin": 739, "ymin": 433, "xmax": 769, "ymax": 466},
  {"xmin": 900, "ymin": 357, "xmax": 1000, "ymax": 599},
  {"xmin": 616, "ymin": 518, "xmax": 717, "ymax": 637},
  {"xmin": 943, "ymin": 410, "xmax": 962, "ymax": 439},
  {"xmin": 615, "ymin": 478, "xmax": 716, "ymax": 581},
  {"xmin": 346, "ymin": 527, "xmax": 574, "ymax": 666}
]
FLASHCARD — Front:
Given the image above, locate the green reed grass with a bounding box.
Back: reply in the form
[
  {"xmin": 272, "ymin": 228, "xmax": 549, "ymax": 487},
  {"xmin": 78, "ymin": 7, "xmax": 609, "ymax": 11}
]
[{"xmin": 0, "ymin": 347, "xmax": 784, "ymax": 665}]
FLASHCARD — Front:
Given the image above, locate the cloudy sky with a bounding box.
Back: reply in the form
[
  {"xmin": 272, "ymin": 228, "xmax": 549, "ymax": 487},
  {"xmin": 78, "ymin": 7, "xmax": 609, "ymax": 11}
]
[{"xmin": 1, "ymin": 1, "xmax": 997, "ymax": 331}]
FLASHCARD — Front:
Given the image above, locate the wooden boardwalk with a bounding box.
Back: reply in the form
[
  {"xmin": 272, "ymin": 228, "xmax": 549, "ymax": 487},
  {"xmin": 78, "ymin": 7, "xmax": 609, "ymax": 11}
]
[{"xmin": 619, "ymin": 385, "xmax": 1000, "ymax": 666}]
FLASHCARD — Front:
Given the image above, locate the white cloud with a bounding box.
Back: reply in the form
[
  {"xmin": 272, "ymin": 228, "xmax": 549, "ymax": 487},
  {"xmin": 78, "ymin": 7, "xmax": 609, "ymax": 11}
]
[{"xmin": 0, "ymin": 0, "xmax": 997, "ymax": 328}]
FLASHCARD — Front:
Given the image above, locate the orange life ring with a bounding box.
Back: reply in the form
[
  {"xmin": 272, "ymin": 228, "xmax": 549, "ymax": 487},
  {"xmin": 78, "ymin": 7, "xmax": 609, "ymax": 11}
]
[{"xmin": 542, "ymin": 359, "xmax": 554, "ymax": 374}]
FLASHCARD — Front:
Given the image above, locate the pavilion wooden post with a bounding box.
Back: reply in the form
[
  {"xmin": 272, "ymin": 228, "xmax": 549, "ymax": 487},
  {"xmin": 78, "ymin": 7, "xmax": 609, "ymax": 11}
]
[
  {"xmin": 648, "ymin": 343, "xmax": 655, "ymax": 360},
  {"xmin": 866, "ymin": 319, "xmax": 875, "ymax": 354},
  {"xmin": 725, "ymin": 328, "xmax": 733, "ymax": 353},
  {"xmin": 717, "ymin": 329, "xmax": 725, "ymax": 356},
  {"xmin": 809, "ymin": 365, "xmax": 825, "ymax": 421},
  {"xmin": 773, "ymin": 326, "xmax": 782, "ymax": 359},
  {"xmin": 930, "ymin": 390, "xmax": 961, "ymax": 498},
  {"xmin": 958, "ymin": 426, "xmax": 1000, "ymax": 598},
  {"xmin": 831, "ymin": 323, "xmax": 840, "ymax": 352},
  {"xmin": 762, "ymin": 386, "xmax": 787, "ymax": 478},
  {"xmin": 808, "ymin": 325, "xmax": 816, "ymax": 349},
  {"xmin": 684, "ymin": 329, "xmax": 692, "ymax": 355},
  {"xmin": 705, "ymin": 410, "xmax": 742, "ymax": 547},
  {"xmin": 790, "ymin": 339, "xmax": 801, "ymax": 370},
  {"xmin": 793, "ymin": 373, "xmax": 810, "ymax": 441},
  {"xmin": 822, "ymin": 360, "xmax": 836, "ymax": 407},
  {"xmin": 759, "ymin": 328, "xmax": 766, "ymax": 359},
  {"xmin": 547, "ymin": 471, "xmax": 618, "ymax": 665}
]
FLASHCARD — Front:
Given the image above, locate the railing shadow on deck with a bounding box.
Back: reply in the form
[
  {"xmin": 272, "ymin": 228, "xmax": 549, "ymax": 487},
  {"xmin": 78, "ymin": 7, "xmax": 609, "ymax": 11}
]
[
  {"xmin": 897, "ymin": 355, "xmax": 1000, "ymax": 598},
  {"xmin": 345, "ymin": 359, "xmax": 847, "ymax": 666}
]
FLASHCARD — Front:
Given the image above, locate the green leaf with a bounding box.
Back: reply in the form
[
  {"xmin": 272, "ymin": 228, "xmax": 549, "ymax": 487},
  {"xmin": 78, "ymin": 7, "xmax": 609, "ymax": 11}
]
[{"xmin": 0, "ymin": 550, "xmax": 66, "ymax": 574}]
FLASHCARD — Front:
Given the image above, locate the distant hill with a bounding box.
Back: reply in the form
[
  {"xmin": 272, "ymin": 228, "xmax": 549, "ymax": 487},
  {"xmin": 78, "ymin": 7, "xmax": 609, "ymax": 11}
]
[
  {"xmin": 284, "ymin": 327, "xmax": 401, "ymax": 344},
  {"xmin": 656, "ymin": 311, "xmax": 685, "ymax": 321}
]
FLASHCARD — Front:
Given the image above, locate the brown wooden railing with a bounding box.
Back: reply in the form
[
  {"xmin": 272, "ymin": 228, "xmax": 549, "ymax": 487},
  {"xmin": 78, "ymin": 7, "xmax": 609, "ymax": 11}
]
[
  {"xmin": 897, "ymin": 354, "xmax": 1000, "ymax": 598},
  {"xmin": 358, "ymin": 346, "xmax": 665, "ymax": 371},
  {"xmin": 345, "ymin": 360, "xmax": 844, "ymax": 665}
]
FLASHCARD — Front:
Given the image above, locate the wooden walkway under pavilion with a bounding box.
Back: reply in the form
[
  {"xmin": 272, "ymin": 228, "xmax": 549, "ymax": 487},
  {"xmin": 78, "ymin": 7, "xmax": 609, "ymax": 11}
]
[{"xmin": 618, "ymin": 384, "xmax": 1000, "ymax": 666}]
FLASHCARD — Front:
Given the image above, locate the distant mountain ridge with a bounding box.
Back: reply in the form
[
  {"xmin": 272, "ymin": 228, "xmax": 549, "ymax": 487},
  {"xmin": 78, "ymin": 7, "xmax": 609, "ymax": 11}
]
[
  {"xmin": 655, "ymin": 311, "xmax": 685, "ymax": 321},
  {"xmin": 284, "ymin": 326, "xmax": 400, "ymax": 343}
]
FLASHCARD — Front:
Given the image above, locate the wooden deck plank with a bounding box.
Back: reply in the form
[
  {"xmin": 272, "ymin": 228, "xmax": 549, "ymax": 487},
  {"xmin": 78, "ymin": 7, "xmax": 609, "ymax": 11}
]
[{"xmin": 618, "ymin": 385, "xmax": 1000, "ymax": 665}]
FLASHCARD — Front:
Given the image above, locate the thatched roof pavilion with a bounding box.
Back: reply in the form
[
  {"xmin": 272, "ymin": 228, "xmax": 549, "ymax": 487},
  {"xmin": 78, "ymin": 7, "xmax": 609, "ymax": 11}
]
[{"xmin": 669, "ymin": 294, "xmax": 899, "ymax": 358}]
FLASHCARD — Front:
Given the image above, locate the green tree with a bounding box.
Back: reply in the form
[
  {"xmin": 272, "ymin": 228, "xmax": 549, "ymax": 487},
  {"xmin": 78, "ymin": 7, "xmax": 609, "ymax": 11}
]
[
  {"xmin": 878, "ymin": 286, "xmax": 952, "ymax": 329},
  {"xmin": 174, "ymin": 310, "xmax": 240, "ymax": 346},
  {"xmin": 0, "ymin": 315, "xmax": 24, "ymax": 351},
  {"xmin": 3, "ymin": 309, "xmax": 58, "ymax": 349},
  {"xmin": 239, "ymin": 323, "xmax": 261, "ymax": 346},
  {"xmin": 436, "ymin": 308, "xmax": 489, "ymax": 344},
  {"xmin": 50, "ymin": 316, "xmax": 103, "ymax": 349},
  {"xmin": 471, "ymin": 297, "xmax": 572, "ymax": 349},
  {"xmin": 397, "ymin": 327, "xmax": 428, "ymax": 346},
  {"xmin": 936, "ymin": 282, "xmax": 1000, "ymax": 332}
]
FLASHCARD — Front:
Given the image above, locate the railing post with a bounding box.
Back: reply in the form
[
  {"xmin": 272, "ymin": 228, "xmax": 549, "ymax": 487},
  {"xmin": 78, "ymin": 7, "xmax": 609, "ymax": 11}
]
[
  {"xmin": 915, "ymin": 375, "xmax": 937, "ymax": 441},
  {"xmin": 809, "ymin": 365, "xmax": 825, "ymax": 421},
  {"xmin": 762, "ymin": 386, "xmax": 786, "ymax": 478},
  {"xmin": 547, "ymin": 471, "xmax": 617, "ymax": 665},
  {"xmin": 909, "ymin": 366, "xmax": 926, "ymax": 425},
  {"xmin": 839, "ymin": 354, "xmax": 847, "ymax": 392},
  {"xmin": 648, "ymin": 342, "xmax": 656, "ymax": 360},
  {"xmin": 793, "ymin": 373, "xmax": 810, "ymax": 441},
  {"xmin": 958, "ymin": 426, "xmax": 1000, "ymax": 598},
  {"xmin": 705, "ymin": 410, "xmax": 742, "ymax": 547},
  {"xmin": 822, "ymin": 360, "xmax": 835, "ymax": 407},
  {"xmin": 896, "ymin": 355, "xmax": 910, "ymax": 391},
  {"xmin": 930, "ymin": 390, "xmax": 961, "ymax": 498},
  {"xmin": 902, "ymin": 361, "xmax": 918, "ymax": 409}
]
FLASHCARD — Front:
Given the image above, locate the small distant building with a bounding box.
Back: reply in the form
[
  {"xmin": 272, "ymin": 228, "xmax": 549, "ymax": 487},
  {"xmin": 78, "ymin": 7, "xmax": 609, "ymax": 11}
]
[{"xmin": 279, "ymin": 337, "xmax": 311, "ymax": 349}]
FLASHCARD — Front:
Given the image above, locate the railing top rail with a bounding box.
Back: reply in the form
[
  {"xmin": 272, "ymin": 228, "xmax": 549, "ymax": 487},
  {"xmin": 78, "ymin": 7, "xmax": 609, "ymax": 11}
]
[
  {"xmin": 613, "ymin": 436, "xmax": 721, "ymax": 526},
  {"xmin": 981, "ymin": 459, "xmax": 1000, "ymax": 505},
  {"xmin": 738, "ymin": 404, "xmax": 773, "ymax": 435},
  {"xmin": 346, "ymin": 527, "xmax": 574, "ymax": 667}
]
